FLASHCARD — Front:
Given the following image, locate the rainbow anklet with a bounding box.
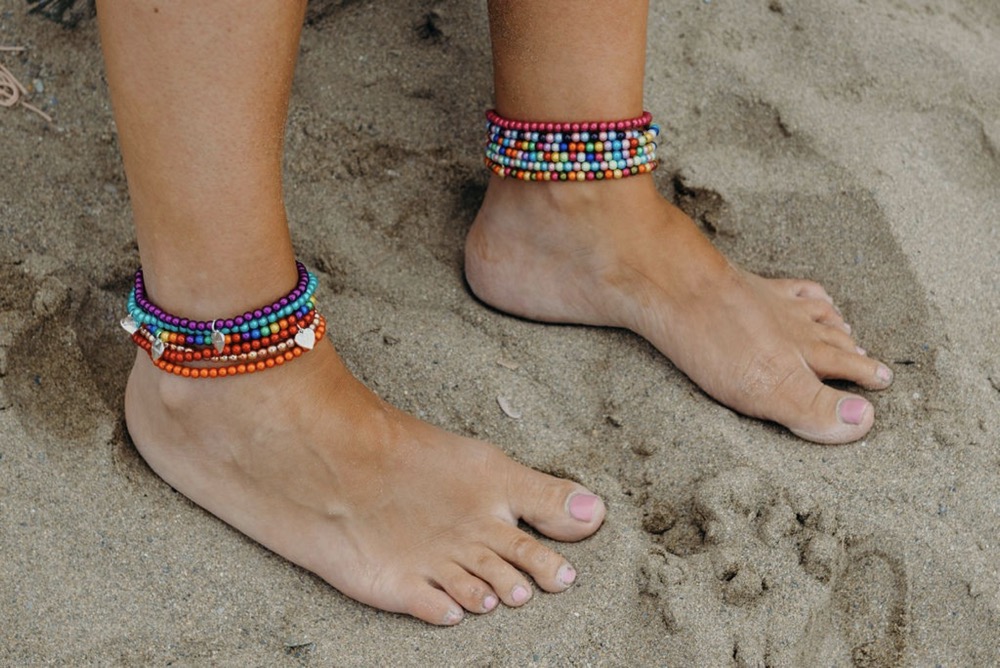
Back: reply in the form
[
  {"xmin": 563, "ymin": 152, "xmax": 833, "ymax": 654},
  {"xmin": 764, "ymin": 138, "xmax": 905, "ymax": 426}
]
[
  {"xmin": 483, "ymin": 109, "xmax": 660, "ymax": 181},
  {"xmin": 121, "ymin": 262, "xmax": 326, "ymax": 378}
]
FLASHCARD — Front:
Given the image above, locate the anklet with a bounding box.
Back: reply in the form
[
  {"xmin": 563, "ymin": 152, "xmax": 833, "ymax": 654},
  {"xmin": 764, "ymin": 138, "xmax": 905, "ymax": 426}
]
[
  {"xmin": 121, "ymin": 262, "xmax": 326, "ymax": 378},
  {"xmin": 483, "ymin": 109, "xmax": 659, "ymax": 181}
]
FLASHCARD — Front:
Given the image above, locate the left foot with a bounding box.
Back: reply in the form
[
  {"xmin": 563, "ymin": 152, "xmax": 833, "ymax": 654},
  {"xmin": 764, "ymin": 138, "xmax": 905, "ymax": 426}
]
[{"xmin": 465, "ymin": 176, "xmax": 892, "ymax": 444}]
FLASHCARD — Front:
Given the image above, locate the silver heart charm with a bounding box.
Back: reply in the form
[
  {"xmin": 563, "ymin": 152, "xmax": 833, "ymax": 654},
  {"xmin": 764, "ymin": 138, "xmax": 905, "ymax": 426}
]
[
  {"xmin": 294, "ymin": 328, "xmax": 316, "ymax": 350},
  {"xmin": 151, "ymin": 339, "xmax": 165, "ymax": 361},
  {"xmin": 120, "ymin": 315, "xmax": 138, "ymax": 335},
  {"xmin": 211, "ymin": 325, "xmax": 226, "ymax": 353}
]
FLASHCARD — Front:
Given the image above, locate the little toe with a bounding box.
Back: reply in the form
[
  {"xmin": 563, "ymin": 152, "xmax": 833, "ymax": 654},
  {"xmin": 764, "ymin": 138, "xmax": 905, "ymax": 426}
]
[
  {"xmin": 785, "ymin": 279, "xmax": 834, "ymax": 303},
  {"xmin": 507, "ymin": 464, "xmax": 606, "ymax": 542},
  {"xmin": 402, "ymin": 582, "xmax": 466, "ymax": 626},
  {"xmin": 802, "ymin": 297, "xmax": 849, "ymax": 332},
  {"xmin": 810, "ymin": 345, "xmax": 893, "ymax": 390},
  {"xmin": 435, "ymin": 566, "xmax": 499, "ymax": 614}
]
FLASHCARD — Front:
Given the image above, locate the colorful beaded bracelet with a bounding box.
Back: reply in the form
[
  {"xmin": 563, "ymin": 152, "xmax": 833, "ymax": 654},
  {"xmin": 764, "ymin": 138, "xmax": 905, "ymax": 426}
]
[
  {"xmin": 129, "ymin": 261, "xmax": 316, "ymax": 335},
  {"xmin": 484, "ymin": 110, "xmax": 660, "ymax": 181},
  {"xmin": 122, "ymin": 262, "xmax": 325, "ymax": 378}
]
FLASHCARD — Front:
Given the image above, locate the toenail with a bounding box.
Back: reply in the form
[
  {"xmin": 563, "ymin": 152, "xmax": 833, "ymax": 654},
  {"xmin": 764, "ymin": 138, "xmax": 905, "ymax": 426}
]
[
  {"xmin": 856, "ymin": 346, "xmax": 867, "ymax": 356},
  {"xmin": 443, "ymin": 608, "xmax": 464, "ymax": 625},
  {"xmin": 568, "ymin": 493, "xmax": 599, "ymax": 522},
  {"xmin": 512, "ymin": 585, "xmax": 531, "ymax": 604},
  {"xmin": 838, "ymin": 398, "xmax": 870, "ymax": 426},
  {"xmin": 876, "ymin": 364, "xmax": 893, "ymax": 383},
  {"xmin": 483, "ymin": 595, "xmax": 498, "ymax": 612},
  {"xmin": 557, "ymin": 564, "xmax": 577, "ymax": 587},
  {"xmin": 843, "ymin": 322, "xmax": 852, "ymax": 334}
]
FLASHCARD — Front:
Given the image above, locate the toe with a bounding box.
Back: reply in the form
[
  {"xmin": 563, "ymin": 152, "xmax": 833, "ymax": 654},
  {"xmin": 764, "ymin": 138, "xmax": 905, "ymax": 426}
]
[
  {"xmin": 802, "ymin": 297, "xmax": 849, "ymax": 333},
  {"xmin": 809, "ymin": 344, "xmax": 893, "ymax": 390},
  {"xmin": 770, "ymin": 369, "xmax": 875, "ymax": 444},
  {"xmin": 434, "ymin": 565, "xmax": 499, "ymax": 614},
  {"xmin": 817, "ymin": 325, "xmax": 860, "ymax": 355},
  {"xmin": 784, "ymin": 279, "xmax": 833, "ymax": 303},
  {"xmin": 506, "ymin": 463, "xmax": 606, "ymax": 542},
  {"xmin": 463, "ymin": 547, "xmax": 535, "ymax": 607},
  {"xmin": 402, "ymin": 581, "xmax": 466, "ymax": 626},
  {"xmin": 489, "ymin": 523, "xmax": 576, "ymax": 594}
]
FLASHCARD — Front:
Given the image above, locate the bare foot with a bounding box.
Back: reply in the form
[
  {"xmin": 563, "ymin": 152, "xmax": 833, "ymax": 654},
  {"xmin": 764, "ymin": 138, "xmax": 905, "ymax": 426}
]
[
  {"xmin": 465, "ymin": 176, "xmax": 892, "ymax": 444},
  {"xmin": 125, "ymin": 342, "xmax": 605, "ymax": 625}
]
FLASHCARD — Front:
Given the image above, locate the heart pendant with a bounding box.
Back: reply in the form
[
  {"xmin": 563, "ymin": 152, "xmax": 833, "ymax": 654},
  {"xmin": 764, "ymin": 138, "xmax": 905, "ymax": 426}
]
[
  {"xmin": 294, "ymin": 328, "xmax": 316, "ymax": 350},
  {"xmin": 120, "ymin": 315, "xmax": 138, "ymax": 335},
  {"xmin": 211, "ymin": 327, "xmax": 226, "ymax": 353}
]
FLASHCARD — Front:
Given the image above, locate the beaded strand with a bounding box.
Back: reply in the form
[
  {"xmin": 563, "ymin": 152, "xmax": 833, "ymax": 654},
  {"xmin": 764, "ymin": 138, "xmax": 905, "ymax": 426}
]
[
  {"xmin": 484, "ymin": 109, "xmax": 660, "ymax": 182},
  {"xmin": 122, "ymin": 261, "xmax": 326, "ymax": 379}
]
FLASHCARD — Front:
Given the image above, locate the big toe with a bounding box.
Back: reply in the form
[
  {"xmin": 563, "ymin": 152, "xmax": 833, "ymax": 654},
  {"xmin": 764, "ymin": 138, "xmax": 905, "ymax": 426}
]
[
  {"xmin": 769, "ymin": 369, "xmax": 875, "ymax": 444},
  {"xmin": 508, "ymin": 464, "xmax": 606, "ymax": 542}
]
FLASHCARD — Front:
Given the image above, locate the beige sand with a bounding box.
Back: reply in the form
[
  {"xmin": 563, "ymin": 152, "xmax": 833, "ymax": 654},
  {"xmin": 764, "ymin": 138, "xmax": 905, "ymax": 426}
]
[{"xmin": 2, "ymin": 1, "xmax": 998, "ymax": 664}]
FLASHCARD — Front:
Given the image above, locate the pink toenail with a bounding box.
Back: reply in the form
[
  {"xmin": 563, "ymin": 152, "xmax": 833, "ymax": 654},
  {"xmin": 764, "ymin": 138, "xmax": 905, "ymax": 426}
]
[
  {"xmin": 569, "ymin": 493, "xmax": 599, "ymax": 522},
  {"xmin": 876, "ymin": 365, "xmax": 892, "ymax": 383},
  {"xmin": 483, "ymin": 595, "xmax": 498, "ymax": 612},
  {"xmin": 512, "ymin": 585, "xmax": 530, "ymax": 604},
  {"xmin": 838, "ymin": 398, "xmax": 870, "ymax": 425},
  {"xmin": 557, "ymin": 564, "xmax": 577, "ymax": 587},
  {"xmin": 856, "ymin": 346, "xmax": 867, "ymax": 356},
  {"xmin": 443, "ymin": 608, "xmax": 464, "ymax": 625}
]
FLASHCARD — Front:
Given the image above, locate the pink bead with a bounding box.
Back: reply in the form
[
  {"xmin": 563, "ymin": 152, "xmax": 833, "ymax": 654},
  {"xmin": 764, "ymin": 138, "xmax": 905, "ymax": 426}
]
[
  {"xmin": 571, "ymin": 123, "xmax": 580, "ymax": 131},
  {"xmin": 586, "ymin": 172, "xmax": 595, "ymax": 180}
]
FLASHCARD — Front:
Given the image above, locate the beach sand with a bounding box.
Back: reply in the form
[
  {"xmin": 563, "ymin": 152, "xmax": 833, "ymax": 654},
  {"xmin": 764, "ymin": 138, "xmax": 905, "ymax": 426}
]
[{"xmin": 2, "ymin": 0, "xmax": 998, "ymax": 664}]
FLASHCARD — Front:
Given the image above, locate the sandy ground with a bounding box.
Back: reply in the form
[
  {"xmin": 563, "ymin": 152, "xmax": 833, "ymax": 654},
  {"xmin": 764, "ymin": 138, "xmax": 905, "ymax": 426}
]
[{"xmin": 2, "ymin": 0, "xmax": 999, "ymax": 665}]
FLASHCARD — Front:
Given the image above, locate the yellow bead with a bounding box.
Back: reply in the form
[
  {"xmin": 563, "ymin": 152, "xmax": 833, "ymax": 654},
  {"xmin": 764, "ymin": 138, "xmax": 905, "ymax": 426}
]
[{"xmin": 270, "ymin": 322, "xmax": 279, "ymax": 335}]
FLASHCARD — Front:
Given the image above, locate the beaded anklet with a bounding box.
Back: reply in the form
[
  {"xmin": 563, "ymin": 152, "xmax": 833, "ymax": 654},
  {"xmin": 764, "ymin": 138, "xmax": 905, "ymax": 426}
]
[
  {"xmin": 483, "ymin": 109, "xmax": 660, "ymax": 182},
  {"xmin": 121, "ymin": 262, "xmax": 326, "ymax": 378}
]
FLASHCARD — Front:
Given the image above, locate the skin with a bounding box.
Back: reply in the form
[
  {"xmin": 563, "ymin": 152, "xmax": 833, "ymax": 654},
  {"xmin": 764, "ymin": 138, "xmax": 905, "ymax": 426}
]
[
  {"xmin": 98, "ymin": 0, "xmax": 605, "ymax": 626},
  {"xmin": 467, "ymin": 0, "xmax": 892, "ymax": 445},
  {"xmin": 99, "ymin": 0, "xmax": 891, "ymax": 627}
]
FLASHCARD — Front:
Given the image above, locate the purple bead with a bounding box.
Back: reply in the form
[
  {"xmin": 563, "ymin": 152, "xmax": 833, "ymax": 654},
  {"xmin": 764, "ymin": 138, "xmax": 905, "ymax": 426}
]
[
  {"xmin": 235, "ymin": 317, "xmax": 243, "ymax": 326},
  {"xmin": 253, "ymin": 309, "xmax": 263, "ymax": 318},
  {"xmin": 225, "ymin": 319, "xmax": 234, "ymax": 328},
  {"xmin": 179, "ymin": 318, "xmax": 189, "ymax": 327},
  {"xmin": 280, "ymin": 298, "xmax": 288, "ymax": 307},
  {"xmin": 263, "ymin": 306, "xmax": 272, "ymax": 315}
]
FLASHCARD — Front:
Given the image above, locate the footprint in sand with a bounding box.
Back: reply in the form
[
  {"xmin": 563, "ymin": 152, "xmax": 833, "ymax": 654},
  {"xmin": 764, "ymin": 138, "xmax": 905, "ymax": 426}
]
[{"xmin": 639, "ymin": 467, "xmax": 909, "ymax": 666}]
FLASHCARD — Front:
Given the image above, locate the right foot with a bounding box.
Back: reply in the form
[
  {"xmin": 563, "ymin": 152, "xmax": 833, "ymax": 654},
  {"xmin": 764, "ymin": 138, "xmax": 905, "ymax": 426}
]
[{"xmin": 124, "ymin": 342, "xmax": 605, "ymax": 625}]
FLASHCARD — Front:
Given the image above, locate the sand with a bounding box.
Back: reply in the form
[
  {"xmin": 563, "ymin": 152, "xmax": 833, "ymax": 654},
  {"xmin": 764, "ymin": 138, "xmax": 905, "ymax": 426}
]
[{"xmin": 1, "ymin": 0, "xmax": 998, "ymax": 665}]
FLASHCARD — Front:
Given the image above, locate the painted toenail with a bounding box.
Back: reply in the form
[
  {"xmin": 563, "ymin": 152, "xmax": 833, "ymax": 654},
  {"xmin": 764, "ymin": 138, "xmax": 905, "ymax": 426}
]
[
  {"xmin": 876, "ymin": 364, "xmax": 893, "ymax": 383},
  {"xmin": 856, "ymin": 346, "xmax": 867, "ymax": 356},
  {"xmin": 483, "ymin": 595, "xmax": 498, "ymax": 612},
  {"xmin": 512, "ymin": 585, "xmax": 531, "ymax": 604},
  {"xmin": 557, "ymin": 564, "xmax": 577, "ymax": 587},
  {"xmin": 443, "ymin": 608, "xmax": 464, "ymax": 625},
  {"xmin": 838, "ymin": 398, "xmax": 870, "ymax": 425},
  {"xmin": 568, "ymin": 493, "xmax": 599, "ymax": 522}
]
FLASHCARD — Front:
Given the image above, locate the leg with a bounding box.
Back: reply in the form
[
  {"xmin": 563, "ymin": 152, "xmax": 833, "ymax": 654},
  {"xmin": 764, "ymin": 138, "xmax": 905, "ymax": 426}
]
[
  {"xmin": 467, "ymin": 0, "xmax": 893, "ymax": 444},
  {"xmin": 98, "ymin": 0, "xmax": 604, "ymax": 625}
]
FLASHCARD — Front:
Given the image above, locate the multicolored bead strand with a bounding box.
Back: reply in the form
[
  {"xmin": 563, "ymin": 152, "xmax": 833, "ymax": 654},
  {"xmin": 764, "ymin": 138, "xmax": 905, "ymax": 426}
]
[
  {"xmin": 484, "ymin": 109, "xmax": 660, "ymax": 182},
  {"xmin": 121, "ymin": 262, "xmax": 326, "ymax": 378}
]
